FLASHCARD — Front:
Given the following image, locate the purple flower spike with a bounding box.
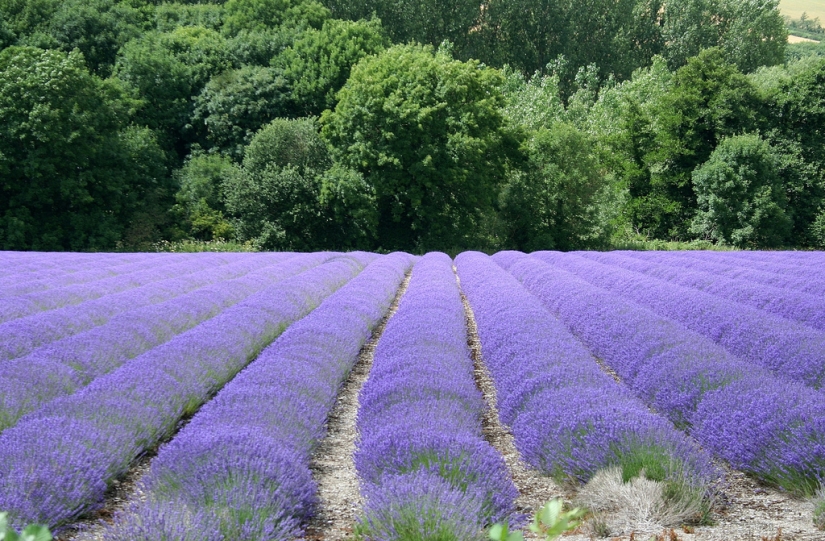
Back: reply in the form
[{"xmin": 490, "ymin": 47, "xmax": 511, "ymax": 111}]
[{"xmin": 355, "ymin": 253, "xmax": 520, "ymax": 531}]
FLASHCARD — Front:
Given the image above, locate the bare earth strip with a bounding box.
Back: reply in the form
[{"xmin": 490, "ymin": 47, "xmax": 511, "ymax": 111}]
[
  {"xmin": 454, "ymin": 267, "xmax": 570, "ymax": 539},
  {"xmin": 300, "ymin": 270, "xmax": 413, "ymax": 541}
]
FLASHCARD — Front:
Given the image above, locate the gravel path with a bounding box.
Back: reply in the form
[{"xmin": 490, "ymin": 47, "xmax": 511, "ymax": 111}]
[{"xmin": 300, "ymin": 271, "xmax": 412, "ymax": 541}]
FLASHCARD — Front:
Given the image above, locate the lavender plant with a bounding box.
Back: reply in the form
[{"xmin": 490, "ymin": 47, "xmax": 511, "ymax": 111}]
[
  {"xmin": 456, "ymin": 252, "xmax": 717, "ymax": 515},
  {"xmin": 0, "ymin": 253, "xmax": 291, "ymax": 361},
  {"xmin": 497, "ymin": 251, "xmax": 825, "ymax": 496},
  {"xmin": 0, "ymin": 254, "xmax": 372, "ymax": 531},
  {"xmin": 533, "ymin": 251, "xmax": 825, "ymax": 389},
  {"xmin": 103, "ymin": 253, "xmax": 413, "ymax": 540},
  {"xmin": 0, "ymin": 255, "xmax": 233, "ymax": 323},
  {"xmin": 354, "ymin": 253, "xmax": 519, "ymax": 540},
  {"xmin": 578, "ymin": 251, "xmax": 825, "ymax": 332},
  {"xmin": 626, "ymin": 251, "xmax": 825, "ymax": 296},
  {"xmin": 0, "ymin": 254, "xmax": 330, "ymax": 433}
]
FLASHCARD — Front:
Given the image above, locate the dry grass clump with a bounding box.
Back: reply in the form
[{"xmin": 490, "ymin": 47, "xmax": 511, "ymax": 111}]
[{"xmin": 576, "ymin": 467, "xmax": 704, "ymax": 537}]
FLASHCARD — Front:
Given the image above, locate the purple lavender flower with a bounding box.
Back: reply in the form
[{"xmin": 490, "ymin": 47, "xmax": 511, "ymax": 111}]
[
  {"xmin": 455, "ymin": 251, "xmax": 717, "ymax": 490},
  {"xmin": 533, "ymin": 251, "xmax": 825, "ymax": 389},
  {"xmin": 577, "ymin": 251, "xmax": 825, "ymax": 332},
  {"xmin": 0, "ymin": 254, "xmax": 371, "ymax": 531},
  {"xmin": 497, "ymin": 251, "xmax": 825, "ymax": 495},
  {"xmin": 102, "ymin": 253, "xmax": 413, "ymax": 540},
  {"xmin": 355, "ymin": 253, "xmax": 519, "ymax": 532}
]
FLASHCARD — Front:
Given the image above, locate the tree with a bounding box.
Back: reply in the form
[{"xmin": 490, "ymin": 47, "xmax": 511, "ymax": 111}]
[
  {"xmin": 275, "ymin": 17, "xmax": 388, "ymax": 116},
  {"xmin": 48, "ymin": 0, "xmax": 142, "ymax": 76},
  {"xmin": 113, "ymin": 27, "xmax": 231, "ymax": 157},
  {"xmin": 174, "ymin": 154, "xmax": 235, "ymax": 241},
  {"xmin": 759, "ymin": 57, "xmax": 825, "ymax": 246},
  {"xmin": 501, "ymin": 123, "xmax": 607, "ymax": 251},
  {"xmin": 193, "ymin": 65, "xmax": 291, "ymax": 158},
  {"xmin": 223, "ymin": 118, "xmax": 331, "ymax": 250},
  {"xmin": 323, "ymin": 0, "xmax": 481, "ymax": 57},
  {"xmin": 662, "ymin": 0, "xmax": 786, "ymax": 72},
  {"xmin": 641, "ymin": 48, "xmax": 762, "ymax": 239},
  {"xmin": 690, "ymin": 133, "xmax": 791, "ymax": 247},
  {"xmin": 321, "ymin": 44, "xmax": 519, "ymax": 251},
  {"xmin": 222, "ymin": 0, "xmax": 329, "ymax": 36},
  {"xmin": 0, "ymin": 46, "xmax": 168, "ymax": 250}
]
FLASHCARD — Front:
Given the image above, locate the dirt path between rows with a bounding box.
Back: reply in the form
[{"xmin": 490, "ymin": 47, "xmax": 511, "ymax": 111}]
[
  {"xmin": 454, "ymin": 266, "xmax": 823, "ymax": 541},
  {"xmin": 300, "ymin": 271, "xmax": 412, "ymax": 541}
]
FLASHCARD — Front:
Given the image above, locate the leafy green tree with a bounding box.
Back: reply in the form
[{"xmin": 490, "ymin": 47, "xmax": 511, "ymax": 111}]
[
  {"xmin": 173, "ymin": 153, "xmax": 235, "ymax": 240},
  {"xmin": 225, "ymin": 27, "xmax": 299, "ymax": 66},
  {"xmin": 755, "ymin": 57, "xmax": 825, "ymax": 246},
  {"xmin": 318, "ymin": 164, "xmax": 377, "ymax": 249},
  {"xmin": 154, "ymin": 2, "xmax": 223, "ymax": 33},
  {"xmin": 244, "ymin": 117, "xmax": 331, "ymax": 173},
  {"xmin": 322, "ymin": 44, "xmax": 519, "ymax": 251},
  {"xmin": 48, "ymin": 0, "xmax": 142, "ymax": 76},
  {"xmin": 0, "ymin": 47, "xmax": 168, "ymax": 250},
  {"xmin": 0, "ymin": 11, "xmax": 15, "ymax": 48},
  {"xmin": 662, "ymin": 0, "xmax": 786, "ymax": 72},
  {"xmin": 642, "ymin": 48, "xmax": 762, "ymax": 239},
  {"xmin": 275, "ymin": 17, "xmax": 388, "ymax": 115},
  {"xmin": 718, "ymin": 0, "xmax": 786, "ymax": 72},
  {"xmin": 0, "ymin": 0, "xmax": 58, "ymax": 41},
  {"xmin": 691, "ymin": 133, "xmax": 791, "ymax": 247},
  {"xmin": 323, "ymin": 0, "xmax": 480, "ymax": 57},
  {"xmin": 478, "ymin": 0, "xmax": 663, "ymax": 83},
  {"xmin": 113, "ymin": 27, "xmax": 231, "ymax": 156},
  {"xmin": 222, "ymin": 0, "xmax": 329, "ymax": 36},
  {"xmin": 193, "ymin": 65, "xmax": 291, "ymax": 157},
  {"xmin": 223, "ymin": 118, "xmax": 330, "ymax": 250},
  {"xmin": 501, "ymin": 123, "xmax": 608, "ymax": 251}
]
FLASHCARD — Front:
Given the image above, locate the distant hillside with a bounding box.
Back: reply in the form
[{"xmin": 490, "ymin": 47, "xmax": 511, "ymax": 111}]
[{"xmin": 781, "ymin": 0, "xmax": 825, "ymax": 22}]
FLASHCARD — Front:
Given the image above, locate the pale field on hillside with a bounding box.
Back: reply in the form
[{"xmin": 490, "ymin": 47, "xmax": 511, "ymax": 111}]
[{"xmin": 781, "ymin": 0, "xmax": 825, "ymax": 22}]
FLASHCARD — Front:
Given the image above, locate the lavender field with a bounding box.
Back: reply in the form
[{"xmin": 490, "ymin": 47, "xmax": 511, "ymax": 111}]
[{"xmin": 1, "ymin": 250, "xmax": 824, "ymax": 540}]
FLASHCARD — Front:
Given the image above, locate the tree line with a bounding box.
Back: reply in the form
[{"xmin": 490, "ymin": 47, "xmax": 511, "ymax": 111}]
[{"xmin": 1, "ymin": 0, "xmax": 822, "ymax": 252}]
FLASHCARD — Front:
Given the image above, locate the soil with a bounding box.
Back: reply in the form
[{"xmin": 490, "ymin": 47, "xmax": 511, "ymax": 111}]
[
  {"xmin": 300, "ymin": 271, "xmax": 412, "ymax": 541},
  {"xmin": 56, "ymin": 268, "xmax": 825, "ymax": 541}
]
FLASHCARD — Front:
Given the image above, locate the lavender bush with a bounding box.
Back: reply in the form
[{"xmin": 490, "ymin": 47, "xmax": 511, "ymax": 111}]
[
  {"xmin": 578, "ymin": 251, "xmax": 825, "ymax": 332},
  {"xmin": 0, "ymin": 254, "xmax": 371, "ymax": 531},
  {"xmin": 533, "ymin": 251, "xmax": 825, "ymax": 389},
  {"xmin": 0, "ymin": 253, "xmax": 330, "ymax": 433},
  {"xmin": 0, "ymin": 253, "xmax": 291, "ymax": 361},
  {"xmin": 0, "ymin": 253, "xmax": 197, "ymax": 297},
  {"xmin": 455, "ymin": 252, "xmax": 718, "ymax": 497},
  {"xmin": 355, "ymin": 253, "xmax": 519, "ymax": 540},
  {"xmin": 625, "ymin": 251, "xmax": 825, "ymax": 296},
  {"xmin": 103, "ymin": 252, "xmax": 413, "ymax": 540},
  {"xmin": 497, "ymin": 252, "xmax": 825, "ymax": 495},
  {"xmin": 0, "ymin": 255, "xmax": 238, "ymax": 323}
]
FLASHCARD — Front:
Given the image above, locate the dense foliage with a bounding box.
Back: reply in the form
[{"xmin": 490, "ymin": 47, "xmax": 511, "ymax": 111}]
[{"xmin": 0, "ymin": 0, "xmax": 821, "ymax": 251}]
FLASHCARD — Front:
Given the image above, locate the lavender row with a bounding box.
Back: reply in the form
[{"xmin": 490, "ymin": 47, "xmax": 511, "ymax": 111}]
[
  {"xmin": 0, "ymin": 252, "xmax": 149, "ymax": 280},
  {"xmin": 626, "ymin": 251, "xmax": 825, "ymax": 296},
  {"xmin": 354, "ymin": 253, "xmax": 518, "ymax": 539},
  {"xmin": 0, "ymin": 254, "xmax": 330, "ymax": 433},
  {"xmin": 455, "ymin": 252, "xmax": 717, "ymax": 493},
  {"xmin": 720, "ymin": 251, "xmax": 825, "ymax": 267},
  {"xmin": 534, "ymin": 252, "xmax": 825, "ymax": 389},
  {"xmin": 0, "ymin": 252, "xmax": 290, "ymax": 361},
  {"xmin": 0, "ymin": 254, "xmax": 372, "ymax": 531},
  {"xmin": 677, "ymin": 250, "xmax": 825, "ymax": 275},
  {"xmin": 0, "ymin": 254, "xmax": 245, "ymax": 323},
  {"xmin": 0, "ymin": 253, "xmax": 211, "ymax": 296},
  {"xmin": 579, "ymin": 251, "xmax": 825, "ymax": 332},
  {"xmin": 103, "ymin": 253, "xmax": 414, "ymax": 541},
  {"xmin": 497, "ymin": 252, "xmax": 825, "ymax": 495}
]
